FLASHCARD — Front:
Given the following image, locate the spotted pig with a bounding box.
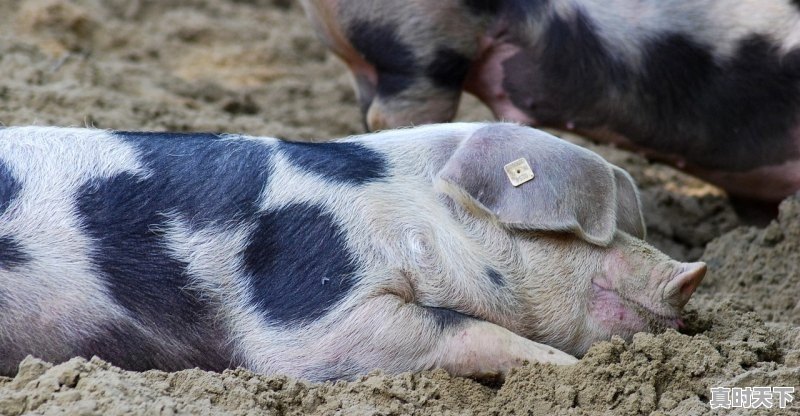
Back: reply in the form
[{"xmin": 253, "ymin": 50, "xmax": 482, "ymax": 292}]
[
  {"xmin": 301, "ymin": 0, "xmax": 800, "ymax": 209},
  {"xmin": 0, "ymin": 123, "xmax": 705, "ymax": 381}
]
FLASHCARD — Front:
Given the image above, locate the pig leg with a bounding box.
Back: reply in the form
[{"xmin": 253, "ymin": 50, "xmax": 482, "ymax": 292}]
[
  {"xmin": 431, "ymin": 317, "xmax": 579, "ymax": 379},
  {"xmin": 309, "ymin": 295, "xmax": 576, "ymax": 380}
]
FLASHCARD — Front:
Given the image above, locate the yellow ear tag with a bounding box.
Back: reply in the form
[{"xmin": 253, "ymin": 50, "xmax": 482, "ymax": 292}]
[{"xmin": 504, "ymin": 158, "xmax": 534, "ymax": 187}]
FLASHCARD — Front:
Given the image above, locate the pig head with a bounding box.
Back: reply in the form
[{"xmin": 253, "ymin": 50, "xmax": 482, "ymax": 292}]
[
  {"xmin": 429, "ymin": 124, "xmax": 706, "ymax": 358},
  {"xmin": 300, "ymin": 0, "xmax": 800, "ymax": 204}
]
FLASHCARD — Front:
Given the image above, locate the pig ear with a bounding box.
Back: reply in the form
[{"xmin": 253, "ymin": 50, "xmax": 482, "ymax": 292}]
[
  {"xmin": 437, "ymin": 124, "xmax": 642, "ymax": 246},
  {"xmin": 611, "ymin": 166, "xmax": 646, "ymax": 239}
]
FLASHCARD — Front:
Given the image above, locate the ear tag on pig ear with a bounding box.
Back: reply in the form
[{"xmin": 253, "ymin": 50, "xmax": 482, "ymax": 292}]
[{"xmin": 504, "ymin": 158, "xmax": 534, "ymax": 187}]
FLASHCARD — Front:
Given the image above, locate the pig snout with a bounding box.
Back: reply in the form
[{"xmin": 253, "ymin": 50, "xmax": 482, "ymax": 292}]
[
  {"xmin": 591, "ymin": 260, "xmax": 706, "ymax": 334},
  {"xmin": 300, "ymin": 1, "xmax": 478, "ymax": 132},
  {"xmin": 664, "ymin": 262, "xmax": 707, "ymax": 310}
]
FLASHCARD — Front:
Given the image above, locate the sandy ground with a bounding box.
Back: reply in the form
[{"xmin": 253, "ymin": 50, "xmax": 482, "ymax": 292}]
[{"xmin": 0, "ymin": 1, "xmax": 797, "ymax": 414}]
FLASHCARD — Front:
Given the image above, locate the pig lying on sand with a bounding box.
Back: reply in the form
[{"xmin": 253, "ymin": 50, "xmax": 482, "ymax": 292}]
[
  {"xmin": 0, "ymin": 123, "xmax": 705, "ymax": 381},
  {"xmin": 301, "ymin": 0, "xmax": 800, "ymax": 208}
]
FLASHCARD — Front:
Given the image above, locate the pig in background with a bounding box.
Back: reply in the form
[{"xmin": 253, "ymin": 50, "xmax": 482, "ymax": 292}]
[
  {"xmin": 300, "ymin": 0, "xmax": 800, "ymax": 213},
  {"xmin": 0, "ymin": 123, "xmax": 705, "ymax": 381}
]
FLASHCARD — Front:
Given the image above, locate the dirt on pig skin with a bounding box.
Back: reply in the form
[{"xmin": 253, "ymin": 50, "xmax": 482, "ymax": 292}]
[{"xmin": 0, "ymin": 0, "xmax": 797, "ymax": 415}]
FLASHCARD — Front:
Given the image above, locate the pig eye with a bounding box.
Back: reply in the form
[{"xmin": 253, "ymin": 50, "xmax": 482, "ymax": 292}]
[{"xmin": 520, "ymin": 229, "xmax": 574, "ymax": 242}]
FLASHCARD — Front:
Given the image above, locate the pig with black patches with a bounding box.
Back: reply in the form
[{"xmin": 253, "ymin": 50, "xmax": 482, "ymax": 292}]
[
  {"xmin": 300, "ymin": 0, "xmax": 800, "ymax": 211},
  {"xmin": 0, "ymin": 123, "xmax": 705, "ymax": 381}
]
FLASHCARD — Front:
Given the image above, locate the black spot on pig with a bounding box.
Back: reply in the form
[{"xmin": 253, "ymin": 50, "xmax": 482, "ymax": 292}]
[
  {"xmin": 507, "ymin": 0, "xmax": 551, "ymax": 17},
  {"xmin": 486, "ymin": 267, "xmax": 505, "ymax": 286},
  {"xmin": 791, "ymin": 0, "xmax": 800, "ymax": 12},
  {"xmin": 75, "ymin": 320, "xmax": 233, "ymax": 372},
  {"xmin": 278, "ymin": 141, "xmax": 387, "ymax": 185},
  {"xmin": 348, "ymin": 20, "xmax": 418, "ymax": 97},
  {"xmin": 0, "ymin": 160, "xmax": 20, "ymax": 215},
  {"xmin": 427, "ymin": 48, "xmax": 471, "ymax": 90},
  {"xmin": 77, "ymin": 172, "xmax": 210, "ymax": 333},
  {"xmin": 464, "ymin": 0, "xmax": 549, "ymax": 16},
  {"xmin": 114, "ymin": 131, "xmax": 273, "ymax": 225},
  {"xmin": 624, "ymin": 34, "xmax": 718, "ymax": 160},
  {"xmin": 463, "ymin": 0, "xmax": 502, "ymax": 15},
  {"xmin": 244, "ymin": 204, "xmax": 357, "ymax": 326},
  {"xmin": 618, "ymin": 34, "xmax": 800, "ymax": 170},
  {"xmin": 785, "ymin": 48, "xmax": 800, "ymax": 73},
  {"xmin": 0, "ymin": 237, "xmax": 30, "ymax": 270},
  {"xmin": 541, "ymin": 10, "xmax": 629, "ymax": 93},
  {"xmin": 0, "ymin": 160, "xmax": 22, "ymax": 280},
  {"xmin": 424, "ymin": 306, "xmax": 471, "ymax": 332},
  {"xmin": 76, "ymin": 131, "xmax": 273, "ymax": 346},
  {"xmin": 503, "ymin": 10, "xmax": 629, "ymax": 125}
]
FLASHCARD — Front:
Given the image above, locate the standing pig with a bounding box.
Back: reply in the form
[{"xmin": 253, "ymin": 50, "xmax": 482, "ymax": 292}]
[
  {"xmin": 300, "ymin": 0, "xmax": 800, "ymax": 207},
  {"xmin": 0, "ymin": 123, "xmax": 705, "ymax": 381}
]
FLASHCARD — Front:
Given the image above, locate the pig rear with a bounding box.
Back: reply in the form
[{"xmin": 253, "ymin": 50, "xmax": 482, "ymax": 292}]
[{"xmin": 0, "ymin": 128, "xmax": 257, "ymax": 374}]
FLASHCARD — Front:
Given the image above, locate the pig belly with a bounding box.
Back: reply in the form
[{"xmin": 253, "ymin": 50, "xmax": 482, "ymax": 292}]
[
  {"xmin": 688, "ymin": 161, "xmax": 800, "ymax": 202},
  {"xmin": 582, "ymin": 125, "xmax": 800, "ymax": 201},
  {"xmin": 607, "ymin": 125, "xmax": 800, "ymax": 201}
]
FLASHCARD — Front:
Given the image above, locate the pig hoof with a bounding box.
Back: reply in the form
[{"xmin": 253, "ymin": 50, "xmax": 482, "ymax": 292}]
[{"xmin": 546, "ymin": 350, "xmax": 579, "ymax": 365}]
